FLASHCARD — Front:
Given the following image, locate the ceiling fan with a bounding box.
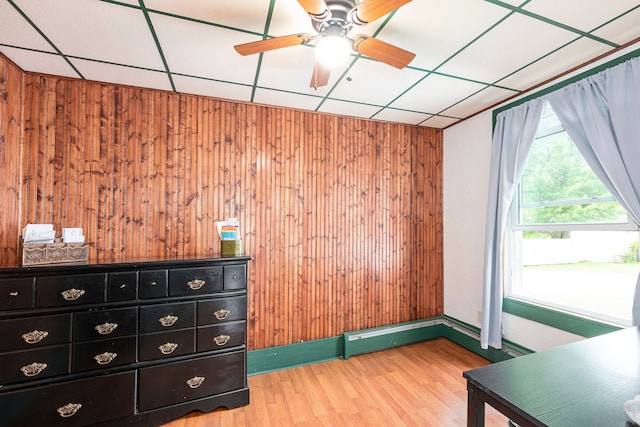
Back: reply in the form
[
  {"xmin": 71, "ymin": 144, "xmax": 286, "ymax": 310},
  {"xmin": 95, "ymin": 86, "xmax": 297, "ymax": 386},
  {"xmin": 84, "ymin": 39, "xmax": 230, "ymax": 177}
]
[{"xmin": 234, "ymin": 0, "xmax": 415, "ymax": 88}]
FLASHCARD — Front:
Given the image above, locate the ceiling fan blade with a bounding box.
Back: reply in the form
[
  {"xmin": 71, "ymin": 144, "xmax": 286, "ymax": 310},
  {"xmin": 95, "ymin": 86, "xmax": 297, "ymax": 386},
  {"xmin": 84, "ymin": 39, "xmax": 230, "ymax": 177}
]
[
  {"xmin": 353, "ymin": 35, "xmax": 415, "ymax": 69},
  {"xmin": 352, "ymin": 0, "xmax": 412, "ymax": 24},
  {"xmin": 310, "ymin": 62, "xmax": 331, "ymax": 88},
  {"xmin": 298, "ymin": 0, "xmax": 329, "ymax": 16},
  {"xmin": 234, "ymin": 33, "xmax": 312, "ymax": 56}
]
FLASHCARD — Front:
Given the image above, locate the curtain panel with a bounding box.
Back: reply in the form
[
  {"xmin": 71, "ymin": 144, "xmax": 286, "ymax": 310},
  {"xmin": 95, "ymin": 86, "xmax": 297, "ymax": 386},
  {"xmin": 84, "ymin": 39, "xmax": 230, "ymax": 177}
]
[{"xmin": 482, "ymin": 55, "xmax": 640, "ymax": 349}]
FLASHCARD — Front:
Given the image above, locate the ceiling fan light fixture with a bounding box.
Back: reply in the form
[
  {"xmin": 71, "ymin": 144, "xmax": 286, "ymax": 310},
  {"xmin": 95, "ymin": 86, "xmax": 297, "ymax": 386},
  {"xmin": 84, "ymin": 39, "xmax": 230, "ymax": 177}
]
[{"xmin": 316, "ymin": 35, "xmax": 351, "ymax": 67}]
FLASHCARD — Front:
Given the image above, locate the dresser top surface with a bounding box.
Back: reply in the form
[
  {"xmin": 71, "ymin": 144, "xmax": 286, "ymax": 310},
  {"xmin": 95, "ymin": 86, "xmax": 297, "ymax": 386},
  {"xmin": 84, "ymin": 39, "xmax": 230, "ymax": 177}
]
[{"xmin": 0, "ymin": 255, "xmax": 251, "ymax": 276}]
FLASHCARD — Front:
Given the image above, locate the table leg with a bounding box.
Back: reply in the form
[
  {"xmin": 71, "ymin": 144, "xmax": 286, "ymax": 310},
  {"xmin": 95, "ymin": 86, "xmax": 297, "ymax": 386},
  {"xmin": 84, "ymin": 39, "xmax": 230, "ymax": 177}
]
[{"xmin": 467, "ymin": 383, "xmax": 485, "ymax": 427}]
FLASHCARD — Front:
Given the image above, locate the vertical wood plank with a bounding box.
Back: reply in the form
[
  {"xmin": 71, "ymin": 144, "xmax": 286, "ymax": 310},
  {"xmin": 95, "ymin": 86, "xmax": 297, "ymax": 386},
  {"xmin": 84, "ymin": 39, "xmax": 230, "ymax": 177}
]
[{"xmin": 0, "ymin": 55, "xmax": 443, "ymax": 351}]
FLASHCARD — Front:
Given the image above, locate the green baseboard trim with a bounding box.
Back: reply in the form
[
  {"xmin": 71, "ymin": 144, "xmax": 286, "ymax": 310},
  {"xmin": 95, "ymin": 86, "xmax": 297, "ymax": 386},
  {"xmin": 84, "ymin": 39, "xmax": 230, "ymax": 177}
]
[
  {"xmin": 247, "ymin": 336, "xmax": 343, "ymax": 376},
  {"xmin": 503, "ymin": 298, "xmax": 622, "ymax": 338},
  {"xmin": 247, "ymin": 316, "xmax": 525, "ymax": 375}
]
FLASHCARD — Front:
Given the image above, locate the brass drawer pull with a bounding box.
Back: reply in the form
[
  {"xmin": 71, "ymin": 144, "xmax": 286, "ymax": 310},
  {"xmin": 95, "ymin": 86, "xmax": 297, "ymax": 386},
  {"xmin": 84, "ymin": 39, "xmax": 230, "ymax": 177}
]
[
  {"xmin": 159, "ymin": 314, "xmax": 178, "ymax": 327},
  {"xmin": 22, "ymin": 330, "xmax": 49, "ymax": 344},
  {"xmin": 20, "ymin": 362, "xmax": 48, "ymax": 377},
  {"xmin": 95, "ymin": 322, "xmax": 118, "ymax": 335},
  {"xmin": 214, "ymin": 334, "xmax": 231, "ymax": 346},
  {"xmin": 94, "ymin": 352, "xmax": 118, "ymax": 365},
  {"xmin": 186, "ymin": 376, "xmax": 205, "ymax": 389},
  {"xmin": 57, "ymin": 403, "xmax": 82, "ymax": 418},
  {"xmin": 158, "ymin": 342, "xmax": 178, "ymax": 355},
  {"xmin": 214, "ymin": 309, "xmax": 231, "ymax": 320},
  {"xmin": 61, "ymin": 288, "xmax": 85, "ymax": 301},
  {"xmin": 187, "ymin": 279, "xmax": 205, "ymax": 290}
]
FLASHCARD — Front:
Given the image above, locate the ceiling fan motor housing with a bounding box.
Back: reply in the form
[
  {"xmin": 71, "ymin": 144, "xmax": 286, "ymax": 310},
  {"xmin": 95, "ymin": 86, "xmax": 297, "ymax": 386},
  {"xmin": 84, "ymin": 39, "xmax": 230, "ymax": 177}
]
[{"xmin": 311, "ymin": 0, "xmax": 357, "ymax": 36}]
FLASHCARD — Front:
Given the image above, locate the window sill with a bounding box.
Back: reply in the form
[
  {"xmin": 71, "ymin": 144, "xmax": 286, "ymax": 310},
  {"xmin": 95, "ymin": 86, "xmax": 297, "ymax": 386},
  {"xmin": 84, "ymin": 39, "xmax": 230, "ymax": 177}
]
[{"xmin": 502, "ymin": 298, "xmax": 622, "ymax": 338}]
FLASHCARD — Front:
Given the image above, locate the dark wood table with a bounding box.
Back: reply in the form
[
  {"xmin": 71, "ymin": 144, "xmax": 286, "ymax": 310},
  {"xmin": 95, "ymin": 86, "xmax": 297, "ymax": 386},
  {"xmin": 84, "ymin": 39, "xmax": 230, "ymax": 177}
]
[{"xmin": 463, "ymin": 326, "xmax": 640, "ymax": 427}]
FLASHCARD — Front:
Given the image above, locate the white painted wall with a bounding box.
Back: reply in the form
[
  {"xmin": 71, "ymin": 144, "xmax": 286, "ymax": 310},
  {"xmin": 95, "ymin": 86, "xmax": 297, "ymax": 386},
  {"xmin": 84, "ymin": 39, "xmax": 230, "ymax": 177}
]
[{"xmin": 442, "ymin": 42, "xmax": 640, "ymax": 352}]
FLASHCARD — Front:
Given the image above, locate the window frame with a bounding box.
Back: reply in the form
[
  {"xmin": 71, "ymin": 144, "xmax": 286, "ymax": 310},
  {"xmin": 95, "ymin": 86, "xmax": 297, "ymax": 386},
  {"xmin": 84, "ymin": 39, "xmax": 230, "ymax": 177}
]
[{"xmin": 504, "ymin": 103, "xmax": 639, "ymax": 328}]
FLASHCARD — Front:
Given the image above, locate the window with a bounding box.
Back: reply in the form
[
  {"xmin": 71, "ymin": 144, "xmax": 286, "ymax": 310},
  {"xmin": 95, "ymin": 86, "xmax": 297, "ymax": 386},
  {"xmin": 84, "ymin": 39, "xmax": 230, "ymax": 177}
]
[{"xmin": 506, "ymin": 102, "xmax": 640, "ymax": 326}]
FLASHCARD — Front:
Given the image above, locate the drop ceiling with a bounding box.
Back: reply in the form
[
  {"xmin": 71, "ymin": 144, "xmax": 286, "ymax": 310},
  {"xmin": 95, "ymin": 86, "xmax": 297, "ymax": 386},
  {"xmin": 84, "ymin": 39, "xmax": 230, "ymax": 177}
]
[{"xmin": 1, "ymin": 0, "xmax": 639, "ymax": 128}]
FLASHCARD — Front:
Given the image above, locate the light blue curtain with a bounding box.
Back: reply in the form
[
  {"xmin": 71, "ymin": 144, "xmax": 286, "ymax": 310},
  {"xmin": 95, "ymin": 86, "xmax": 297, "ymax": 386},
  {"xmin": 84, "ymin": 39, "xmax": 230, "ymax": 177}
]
[
  {"xmin": 481, "ymin": 99, "xmax": 544, "ymax": 349},
  {"xmin": 546, "ymin": 56, "xmax": 640, "ymax": 324}
]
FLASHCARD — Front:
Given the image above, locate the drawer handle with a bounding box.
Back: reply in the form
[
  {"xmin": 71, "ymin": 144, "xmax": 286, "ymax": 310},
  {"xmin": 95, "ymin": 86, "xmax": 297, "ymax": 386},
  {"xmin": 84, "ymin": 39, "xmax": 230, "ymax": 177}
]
[
  {"xmin": 57, "ymin": 403, "xmax": 82, "ymax": 418},
  {"xmin": 20, "ymin": 362, "xmax": 48, "ymax": 377},
  {"xmin": 158, "ymin": 342, "xmax": 179, "ymax": 355},
  {"xmin": 232, "ymin": 274, "xmax": 238, "ymax": 280},
  {"xmin": 214, "ymin": 309, "xmax": 231, "ymax": 320},
  {"xmin": 9, "ymin": 291, "xmax": 19, "ymax": 297},
  {"xmin": 187, "ymin": 279, "xmax": 205, "ymax": 290},
  {"xmin": 94, "ymin": 352, "xmax": 118, "ymax": 365},
  {"xmin": 22, "ymin": 330, "xmax": 49, "ymax": 344},
  {"xmin": 186, "ymin": 376, "xmax": 205, "ymax": 389},
  {"xmin": 159, "ymin": 314, "xmax": 178, "ymax": 327},
  {"xmin": 61, "ymin": 288, "xmax": 85, "ymax": 301},
  {"xmin": 214, "ymin": 334, "xmax": 231, "ymax": 346},
  {"xmin": 150, "ymin": 281, "xmax": 157, "ymax": 286},
  {"xmin": 95, "ymin": 322, "xmax": 119, "ymax": 335}
]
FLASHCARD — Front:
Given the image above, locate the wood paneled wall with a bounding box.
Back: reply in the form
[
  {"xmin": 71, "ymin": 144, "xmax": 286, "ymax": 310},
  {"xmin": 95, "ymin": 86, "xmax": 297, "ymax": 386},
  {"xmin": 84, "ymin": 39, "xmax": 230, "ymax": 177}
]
[{"xmin": 0, "ymin": 54, "xmax": 443, "ymax": 350}]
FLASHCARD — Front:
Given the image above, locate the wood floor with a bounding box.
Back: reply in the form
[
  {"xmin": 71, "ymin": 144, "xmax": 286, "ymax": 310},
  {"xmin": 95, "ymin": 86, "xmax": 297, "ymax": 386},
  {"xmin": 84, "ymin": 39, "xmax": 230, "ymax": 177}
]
[{"xmin": 162, "ymin": 338, "xmax": 510, "ymax": 427}]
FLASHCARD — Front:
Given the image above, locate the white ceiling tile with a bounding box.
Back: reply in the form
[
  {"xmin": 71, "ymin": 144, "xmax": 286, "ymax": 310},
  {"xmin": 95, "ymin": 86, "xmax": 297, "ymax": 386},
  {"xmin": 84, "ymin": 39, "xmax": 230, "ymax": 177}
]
[
  {"xmin": 264, "ymin": 0, "xmax": 316, "ymax": 36},
  {"xmin": 421, "ymin": 115, "xmax": 460, "ymax": 128},
  {"xmin": 317, "ymin": 99, "xmax": 382, "ymax": 119},
  {"xmin": 376, "ymin": 0, "xmax": 510, "ymax": 70},
  {"xmin": 12, "ymin": 0, "xmax": 165, "ymax": 69},
  {"xmin": 437, "ymin": 13, "xmax": 579, "ymax": 84},
  {"xmin": 372, "ymin": 108, "xmax": 432, "ymax": 126},
  {"xmin": 253, "ymin": 87, "xmax": 323, "ymax": 111},
  {"xmin": 390, "ymin": 74, "xmax": 486, "ymax": 114},
  {"xmin": 591, "ymin": 7, "xmax": 640, "ymax": 45},
  {"xmin": 149, "ymin": 12, "xmax": 260, "ymax": 85},
  {"xmin": 0, "ymin": 1, "xmax": 55, "ymax": 52},
  {"xmin": 144, "ymin": 0, "xmax": 270, "ymax": 34},
  {"xmin": 496, "ymin": 38, "xmax": 612, "ymax": 91},
  {"xmin": 173, "ymin": 75, "xmax": 253, "ymax": 101},
  {"xmin": 523, "ymin": 0, "xmax": 640, "ymax": 33},
  {"xmin": 439, "ymin": 86, "xmax": 518, "ymax": 119},
  {"xmin": 328, "ymin": 58, "xmax": 426, "ymax": 107},
  {"xmin": 71, "ymin": 58, "xmax": 173, "ymax": 91},
  {"xmin": 0, "ymin": 47, "xmax": 78, "ymax": 77}
]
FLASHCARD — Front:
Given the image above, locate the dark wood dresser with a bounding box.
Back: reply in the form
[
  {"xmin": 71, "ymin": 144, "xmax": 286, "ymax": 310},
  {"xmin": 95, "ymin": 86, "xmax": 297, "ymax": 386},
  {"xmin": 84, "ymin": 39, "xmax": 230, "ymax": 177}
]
[{"xmin": 0, "ymin": 256, "xmax": 250, "ymax": 426}]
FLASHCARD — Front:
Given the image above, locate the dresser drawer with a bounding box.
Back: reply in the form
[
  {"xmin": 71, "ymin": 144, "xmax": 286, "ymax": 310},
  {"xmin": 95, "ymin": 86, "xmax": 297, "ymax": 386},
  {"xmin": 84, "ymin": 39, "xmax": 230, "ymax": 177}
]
[
  {"xmin": 0, "ymin": 277, "xmax": 34, "ymax": 310},
  {"xmin": 36, "ymin": 274, "xmax": 106, "ymax": 307},
  {"xmin": 197, "ymin": 296, "xmax": 246, "ymax": 325},
  {"xmin": 0, "ymin": 345, "xmax": 69, "ymax": 385},
  {"xmin": 108, "ymin": 271, "xmax": 138, "ymax": 301},
  {"xmin": 140, "ymin": 301, "xmax": 195, "ymax": 333},
  {"xmin": 223, "ymin": 264, "xmax": 246, "ymax": 290},
  {"xmin": 72, "ymin": 336, "xmax": 137, "ymax": 373},
  {"xmin": 196, "ymin": 321, "xmax": 246, "ymax": 352},
  {"xmin": 168, "ymin": 266, "xmax": 222, "ymax": 296},
  {"xmin": 73, "ymin": 307, "xmax": 138, "ymax": 341},
  {"xmin": 139, "ymin": 328, "xmax": 195, "ymax": 361},
  {"xmin": 139, "ymin": 269, "xmax": 168, "ymax": 299},
  {"xmin": 138, "ymin": 350, "xmax": 245, "ymax": 411},
  {"xmin": 0, "ymin": 314, "xmax": 71, "ymax": 352},
  {"xmin": 0, "ymin": 371, "xmax": 135, "ymax": 427}
]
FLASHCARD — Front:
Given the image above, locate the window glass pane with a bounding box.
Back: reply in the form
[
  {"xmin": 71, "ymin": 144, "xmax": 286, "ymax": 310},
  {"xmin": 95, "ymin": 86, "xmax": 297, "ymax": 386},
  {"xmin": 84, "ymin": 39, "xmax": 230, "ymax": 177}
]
[
  {"xmin": 519, "ymin": 114, "xmax": 628, "ymax": 225},
  {"xmin": 510, "ymin": 230, "xmax": 639, "ymax": 325}
]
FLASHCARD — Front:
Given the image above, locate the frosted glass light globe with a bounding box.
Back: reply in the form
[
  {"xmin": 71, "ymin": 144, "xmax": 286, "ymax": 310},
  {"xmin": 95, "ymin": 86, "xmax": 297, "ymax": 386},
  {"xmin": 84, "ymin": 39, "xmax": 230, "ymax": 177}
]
[{"xmin": 316, "ymin": 36, "xmax": 350, "ymax": 67}]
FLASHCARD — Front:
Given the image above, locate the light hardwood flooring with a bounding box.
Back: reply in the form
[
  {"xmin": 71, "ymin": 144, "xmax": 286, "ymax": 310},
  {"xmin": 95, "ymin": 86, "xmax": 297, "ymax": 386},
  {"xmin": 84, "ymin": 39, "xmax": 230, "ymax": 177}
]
[{"xmin": 163, "ymin": 338, "xmax": 510, "ymax": 426}]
